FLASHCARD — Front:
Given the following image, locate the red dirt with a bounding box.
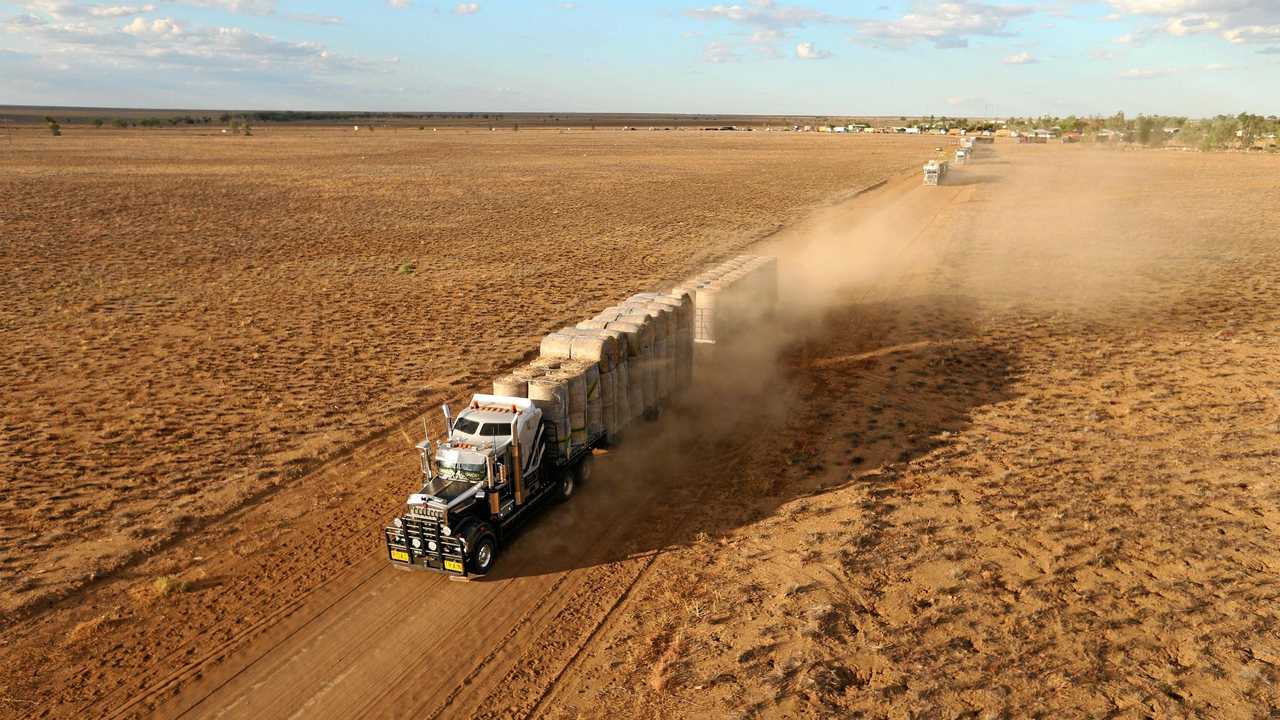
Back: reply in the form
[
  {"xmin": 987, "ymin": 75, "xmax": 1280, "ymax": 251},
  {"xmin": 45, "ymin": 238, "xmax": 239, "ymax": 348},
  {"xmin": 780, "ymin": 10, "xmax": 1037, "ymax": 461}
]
[{"xmin": 3, "ymin": 136, "xmax": 1279, "ymax": 720}]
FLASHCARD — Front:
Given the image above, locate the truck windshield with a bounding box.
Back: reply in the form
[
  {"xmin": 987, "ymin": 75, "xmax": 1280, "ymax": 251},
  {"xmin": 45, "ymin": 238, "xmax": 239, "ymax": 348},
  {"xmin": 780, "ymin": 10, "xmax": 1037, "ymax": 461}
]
[
  {"xmin": 436, "ymin": 460, "xmax": 486, "ymax": 482},
  {"xmin": 453, "ymin": 417, "xmax": 481, "ymax": 435},
  {"xmin": 479, "ymin": 422, "xmax": 512, "ymax": 437}
]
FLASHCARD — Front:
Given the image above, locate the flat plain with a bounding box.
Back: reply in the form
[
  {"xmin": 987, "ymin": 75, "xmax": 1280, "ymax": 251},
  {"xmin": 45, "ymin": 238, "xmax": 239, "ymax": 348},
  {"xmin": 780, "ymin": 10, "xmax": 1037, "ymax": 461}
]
[
  {"xmin": 2, "ymin": 130, "xmax": 1279, "ymax": 720},
  {"xmin": 0, "ymin": 127, "xmax": 923, "ymax": 618}
]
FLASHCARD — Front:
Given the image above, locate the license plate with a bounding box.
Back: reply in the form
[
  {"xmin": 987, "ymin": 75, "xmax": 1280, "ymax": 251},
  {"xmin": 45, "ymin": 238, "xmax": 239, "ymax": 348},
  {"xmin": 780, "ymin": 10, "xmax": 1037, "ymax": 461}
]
[
  {"xmin": 443, "ymin": 559, "xmax": 464, "ymax": 573},
  {"xmin": 390, "ymin": 549, "xmax": 410, "ymax": 563}
]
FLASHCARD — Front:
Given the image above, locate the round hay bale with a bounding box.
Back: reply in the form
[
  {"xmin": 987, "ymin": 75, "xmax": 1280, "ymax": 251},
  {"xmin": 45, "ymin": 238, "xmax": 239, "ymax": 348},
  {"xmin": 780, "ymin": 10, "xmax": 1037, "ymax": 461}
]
[
  {"xmin": 540, "ymin": 332, "xmax": 575, "ymax": 359},
  {"xmin": 492, "ymin": 374, "xmax": 528, "ymax": 398},
  {"xmin": 570, "ymin": 332, "xmax": 619, "ymax": 371},
  {"xmin": 528, "ymin": 377, "xmax": 570, "ymax": 456},
  {"xmin": 561, "ymin": 360, "xmax": 603, "ymax": 439},
  {"xmin": 548, "ymin": 368, "xmax": 588, "ymax": 449},
  {"xmin": 530, "ymin": 356, "xmax": 563, "ymax": 372},
  {"xmin": 511, "ymin": 364, "xmax": 545, "ymax": 382}
]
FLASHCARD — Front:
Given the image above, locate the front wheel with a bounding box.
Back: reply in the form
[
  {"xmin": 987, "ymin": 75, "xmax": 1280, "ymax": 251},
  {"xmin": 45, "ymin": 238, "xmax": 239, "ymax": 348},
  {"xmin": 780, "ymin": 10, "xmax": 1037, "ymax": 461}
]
[{"xmin": 464, "ymin": 524, "xmax": 497, "ymax": 576}]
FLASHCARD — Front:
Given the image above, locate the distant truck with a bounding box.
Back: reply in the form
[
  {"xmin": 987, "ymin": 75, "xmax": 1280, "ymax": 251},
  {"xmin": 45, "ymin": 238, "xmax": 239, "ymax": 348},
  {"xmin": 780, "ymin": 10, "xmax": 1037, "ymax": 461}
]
[
  {"xmin": 923, "ymin": 159, "xmax": 949, "ymax": 186},
  {"xmin": 384, "ymin": 395, "xmax": 600, "ymax": 576}
]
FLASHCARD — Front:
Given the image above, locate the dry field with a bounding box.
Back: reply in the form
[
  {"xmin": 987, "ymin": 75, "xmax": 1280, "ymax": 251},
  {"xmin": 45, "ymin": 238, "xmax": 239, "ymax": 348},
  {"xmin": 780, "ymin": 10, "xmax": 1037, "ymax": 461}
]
[
  {"xmin": 3, "ymin": 132, "xmax": 1279, "ymax": 720},
  {"xmin": 541, "ymin": 146, "xmax": 1280, "ymax": 718},
  {"xmin": 0, "ymin": 127, "xmax": 925, "ymax": 618}
]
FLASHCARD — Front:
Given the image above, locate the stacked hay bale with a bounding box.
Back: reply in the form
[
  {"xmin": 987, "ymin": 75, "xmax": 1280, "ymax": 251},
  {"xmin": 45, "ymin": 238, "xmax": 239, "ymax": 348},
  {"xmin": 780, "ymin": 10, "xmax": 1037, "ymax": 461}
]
[
  {"xmin": 681, "ymin": 254, "xmax": 778, "ymax": 346},
  {"xmin": 486, "ymin": 254, "xmax": 777, "ymax": 457}
]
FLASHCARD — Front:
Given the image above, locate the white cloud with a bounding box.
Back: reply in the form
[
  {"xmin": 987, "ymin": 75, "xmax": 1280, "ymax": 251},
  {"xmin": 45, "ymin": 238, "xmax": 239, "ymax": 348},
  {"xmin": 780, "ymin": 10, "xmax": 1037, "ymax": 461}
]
[
  {"xmin": 687, "ymin": 1, "xmax": 849, "ymax": 29},
  {"xmin": 1120, "ymin": 67, "xmax": 1173, "ymax": 77},
  {"xmin": 176, "ymin": 0, "xmax": 277, "ymax": 14},
  {"xmin": 1223, "ymin": 23, "xmax": 1280, "ymax": 42},
  {"xmin": 1164, "ymin": 13, "xmax": 1221, "ymax": 34},
  {"xmin": 286, "ymin": 13, "xmax": 343, "ymax": 24},
  {"xmin": 559, "ymin": 2, "xmax": 577, "ymax": 8},
  {"xmin": 856, "ymin": 1, "xmax": 1034, "ymax": 49},
  {"xmin": 122, "ymin": 16, "xmax": 183, "ymax": 35},
  {"xmin": 4, "ymin": 11, "xmax": 389, "ymax": 76},
  {"xmin": 18, "ymin": 1, "xmax": 155, "ymax": 18},
  {"xmin": 454, "ymin": 2, "xmax": 480, "ymax": 14},
  {"xmin": 387, "ymin": 0, "xmax": 410, "ymax": 7},
  {"xmin": 794, "ymin": 40, "xmax": 831, "ymax": 58},
  {"xmin": 1002, "ymin": 50, "xmax": 1036, "ymax": 63},
  {"xmin": 702, "ymin": 39, "xmax": 740, "ymax": 62},
  {"xmin": 1107, "ymin": 0, "xmax": 1280, "ymax": 46}
]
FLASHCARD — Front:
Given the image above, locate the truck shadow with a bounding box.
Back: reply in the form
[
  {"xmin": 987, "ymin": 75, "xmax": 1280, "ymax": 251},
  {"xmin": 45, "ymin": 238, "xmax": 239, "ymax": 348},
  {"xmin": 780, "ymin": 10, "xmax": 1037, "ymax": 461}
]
[{"xmin": 486, "ymin": 292, "xmax": 1022, "ymax": 580}]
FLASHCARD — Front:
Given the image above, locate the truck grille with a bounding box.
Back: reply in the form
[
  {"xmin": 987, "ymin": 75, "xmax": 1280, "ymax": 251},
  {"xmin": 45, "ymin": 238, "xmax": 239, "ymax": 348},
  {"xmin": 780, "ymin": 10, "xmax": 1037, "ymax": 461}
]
[{"xmin": 385, "ymin": 514, "xmax": 465, "ymax": 571}]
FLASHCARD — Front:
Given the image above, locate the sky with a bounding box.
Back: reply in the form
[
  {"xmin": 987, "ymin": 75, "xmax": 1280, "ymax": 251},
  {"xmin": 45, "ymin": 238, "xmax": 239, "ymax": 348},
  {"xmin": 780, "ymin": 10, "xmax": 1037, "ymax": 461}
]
[{"xmin": 2, "ymin": 0, "xmax": 1278, "ymax": 117}]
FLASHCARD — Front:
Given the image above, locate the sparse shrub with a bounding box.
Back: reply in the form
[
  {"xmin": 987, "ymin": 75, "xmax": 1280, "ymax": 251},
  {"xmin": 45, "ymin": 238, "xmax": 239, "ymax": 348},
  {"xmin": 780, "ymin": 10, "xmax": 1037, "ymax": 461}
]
[
  {"xmin": 152, "ymin": 575, "xmax": 190, "ymax": 596},
  {"xmin": 396, "ymin": 261, "xmax": 417, "ymax": 275},
  {"xmin": 48, "ymin": 121, "xmax": 61, "ymax": 137},
  {"xmin": 113, "ymin": 118, "xmax": 128, "ymax": 128},
  {"xmin": 93, "ymin": 118, "xmax": 104, "ymax": 128}
]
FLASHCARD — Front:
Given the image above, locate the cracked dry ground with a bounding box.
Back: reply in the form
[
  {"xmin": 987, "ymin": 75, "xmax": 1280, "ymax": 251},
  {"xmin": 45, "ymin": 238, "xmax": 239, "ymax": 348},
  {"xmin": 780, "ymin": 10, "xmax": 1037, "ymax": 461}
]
[{"xmin": 541, "ymin": 147, "xmax": 1280, "ymax": 719}]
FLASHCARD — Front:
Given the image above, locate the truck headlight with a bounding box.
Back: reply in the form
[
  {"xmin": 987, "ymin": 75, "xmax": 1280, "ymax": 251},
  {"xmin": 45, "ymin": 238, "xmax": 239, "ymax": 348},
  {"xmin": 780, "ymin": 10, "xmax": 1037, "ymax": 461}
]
[
  {"xmin": 393, "ymin": 517, "xmax": 402, "ymax": 528},
  {"xmin": 428, "ymin": 541, "xmax": 438, "ymax": 552},
  {"xmin": 411, "ymin": 538, "xmax": 422, "ymax": 549},
  {"xmin": 441, "ymin": 525, "xmax": 452, "ymax": 537}
]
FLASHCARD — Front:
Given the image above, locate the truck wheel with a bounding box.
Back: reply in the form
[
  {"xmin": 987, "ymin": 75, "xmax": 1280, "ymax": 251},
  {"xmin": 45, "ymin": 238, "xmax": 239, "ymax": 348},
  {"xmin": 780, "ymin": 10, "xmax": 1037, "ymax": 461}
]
[
  {"xmin": 465, "ymin": 525, "xmax": 497, "ymax": 576},
  {"xmin": 574, "ymin": 455, "xmax": 594, "ymax": 485},
  {"xmin": 555, "ymin": 468, "xmax": 575, "ymax": 502}
]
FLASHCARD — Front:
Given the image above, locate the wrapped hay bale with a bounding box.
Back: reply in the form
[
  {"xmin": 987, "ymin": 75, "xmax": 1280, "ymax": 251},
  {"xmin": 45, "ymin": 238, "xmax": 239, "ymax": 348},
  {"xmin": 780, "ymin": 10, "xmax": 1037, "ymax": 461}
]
[
  {"xmin": 548, "ymin": 367, "xmax": 588, "ymax": 449},
  {"xmin": 605, "ymin": 320, "xmax": 645, "ymax": 421},
  {"xmin": 540, "ymin": 331, "xmax": 575, "ymax": 360},
  {"xmin": 528, "ymin": 376, "xmax": 571, "ymax": 457},
  {"xmin": 616, "ymin": 313, "xmax": 657, "ymax": 415},
  {"xmin": 570, "ymin": 331, "xmax": 621, "ymax": 438},
  {"xmin": 637, "ymin": 302, "xmax": 675, "ymax": 400}
]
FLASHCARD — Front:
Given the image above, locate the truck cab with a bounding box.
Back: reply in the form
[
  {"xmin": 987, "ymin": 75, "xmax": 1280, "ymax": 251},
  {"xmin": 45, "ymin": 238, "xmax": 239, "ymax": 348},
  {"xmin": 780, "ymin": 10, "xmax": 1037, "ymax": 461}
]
[{"xmin": 384, "ymin": 394, "xmax": 590, "ymax": 576}]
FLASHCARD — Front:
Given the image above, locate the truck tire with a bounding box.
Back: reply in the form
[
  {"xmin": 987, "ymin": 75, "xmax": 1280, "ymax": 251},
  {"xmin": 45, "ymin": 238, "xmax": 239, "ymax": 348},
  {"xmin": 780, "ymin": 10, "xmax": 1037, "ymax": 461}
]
[
  {"xmin": 574, "ymin": 455, "xmax": 594, "ymax": 485},
  {"xmin": 555, "ymin": 467, "xmax": 576, "ymax": 502},
  {"xmin": 463, "ymin": 524, "xmax": 497, "ymax": 576}
]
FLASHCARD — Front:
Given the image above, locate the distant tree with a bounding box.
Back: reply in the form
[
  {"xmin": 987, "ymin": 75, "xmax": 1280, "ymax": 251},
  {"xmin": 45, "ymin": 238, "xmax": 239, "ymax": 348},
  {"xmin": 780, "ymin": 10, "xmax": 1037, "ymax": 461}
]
[
  {"xmin": 1135, "ymin": 115, "xmax": 1157, "ymax": 145},
  {"xmin": 219, "ymin": 112, "xmax": 231, "ymax": 123},
  {"xmin": 48, "ymin": 120, "xmax": 61, "ymax": 136},
  {"xmin": 1178, "ymin": 122, "xmax": 1205, "ymax": 149},
  {"xmin": 93, "ymin": 118, "xmax": 104, "ymax": 128},
  {"xmin": 1202, "ymin": 115, "xmax": 1239, "ymax": 150},
  {"xmin": 113, "ymin": 118, "xmax": 128, "ymax": 128}
]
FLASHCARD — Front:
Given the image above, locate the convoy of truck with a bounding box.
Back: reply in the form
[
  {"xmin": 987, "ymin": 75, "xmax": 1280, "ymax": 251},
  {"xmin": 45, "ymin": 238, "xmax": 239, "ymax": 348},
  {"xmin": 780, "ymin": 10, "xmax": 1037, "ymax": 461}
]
[
  {"xmin": 384, "ymin": 255, "xmax": 779, "ymax": 576},
  {"xmin": 387, "ymin": 137, "xmax": 988, "ymax": 577}
]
